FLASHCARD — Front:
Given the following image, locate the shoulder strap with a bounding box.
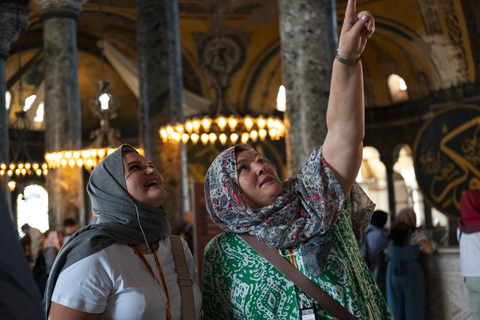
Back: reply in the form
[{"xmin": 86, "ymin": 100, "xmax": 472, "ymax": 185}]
[
  {"xmin": 239, "ymin": 234, "xmax": 358, "ymax": 320},
  {"xmin": 170, "ymin": 235, "xmax": 196, "ymax": 319}
]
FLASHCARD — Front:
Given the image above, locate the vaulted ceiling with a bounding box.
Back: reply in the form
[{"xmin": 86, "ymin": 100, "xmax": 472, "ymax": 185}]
[{"xmin": 5, "ymin": 0, "xmax": 479, "ymax": 144}]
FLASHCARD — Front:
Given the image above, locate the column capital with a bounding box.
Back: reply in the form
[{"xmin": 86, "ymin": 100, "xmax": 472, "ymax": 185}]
[
  {"xmin": 0, "ymin": 1, "xmax": 31, "ymax": 60},
  {"xmin": 34, "ymin": 0, "xmax": 88, "ymax": 21}
]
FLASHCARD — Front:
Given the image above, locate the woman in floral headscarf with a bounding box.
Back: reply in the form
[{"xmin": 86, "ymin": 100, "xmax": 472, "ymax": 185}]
[
  {"xmin": 201, "ymin": 0, "xmax": 391, "ymax": 318},
  {"xmin": 458, "ymin": 189, "xmax": 480, "ymax": 320}
]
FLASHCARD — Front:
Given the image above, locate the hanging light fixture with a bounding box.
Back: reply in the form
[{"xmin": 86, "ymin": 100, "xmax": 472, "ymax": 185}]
[
  {"xmin": 45, "ymin": 79, "xmax": 121, "ymax": 171},
  {"xmin": 158, "ymin": 0, "xmax": 284, "ymax": 146},
  {"xmin": 0, "ymin": 111, "xmax": 49, "ymax": 180},
  {"xmin": 1, "ymin": 9, "xmax": 48, "ymax": 183},
  {"xmin": 44, "ymin": 1, "xmax": 137, "ymax": 171}
]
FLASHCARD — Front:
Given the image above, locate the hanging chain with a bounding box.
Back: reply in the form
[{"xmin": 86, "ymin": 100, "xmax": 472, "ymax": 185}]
[
  {"xmin": 15, "ymin": 2, "xmax": 23, "ymax": 109},
  {"xmin": 98, "ymin": 0, "xmax": 106, "ymax": 82}
]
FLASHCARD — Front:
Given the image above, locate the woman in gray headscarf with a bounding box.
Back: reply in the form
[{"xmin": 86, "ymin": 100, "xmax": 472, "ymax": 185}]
[{"xmin": 44, "ymin": 145, "xmax": 202, "ymax": 320}]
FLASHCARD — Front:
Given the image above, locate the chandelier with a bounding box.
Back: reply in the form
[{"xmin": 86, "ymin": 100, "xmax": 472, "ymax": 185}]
[
  {"xmin": 45, "ymin": 80, "xmax": 121, "ymax": 171},
  {"xmin": 159, "ymin": 115, "xmax": 284, "ymax": 145},
  {"xmin": 0, "ymin": 112, "xmax": 48, "ymax": 184},
  {"xmin": 158, "ymin": 2, "xmax": 285, "ymax": 146},
  {"xmin": 45, "ymin": 4, "xmax": 127, "ymax": 171}
]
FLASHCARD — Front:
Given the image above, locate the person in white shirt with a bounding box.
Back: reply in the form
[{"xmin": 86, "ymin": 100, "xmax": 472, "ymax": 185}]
[
  {"xmin": 458, "ymin": 189, "xmax": 480, "ymax": 320},
  {"xmin": 44, "ymin": 144, "xmax": 202, "ymax": 320}
]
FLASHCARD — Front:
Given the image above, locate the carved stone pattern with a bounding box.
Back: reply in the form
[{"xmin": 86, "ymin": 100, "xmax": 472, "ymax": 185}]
[
  {"xmin": 33, "ymin": 0, "xmax": 88, "ymax": 14},
  {"xmin": 0, "ymin": 2, "xmax": 30, "ymax": 58},
  {"xmin": 336, "ymin": 0, "xmax": 385, "ymax": 6},
  {"xmin": 414, "ymin": 0, "xmax": 442, "ymax": 35},
  {"xmin": 441, "ymin": 0, "xmax": 469, "ymax": 76},
  {"xmin": 178, "ymin": 1, "xmax": 261, "ymax": 15},
  {"xmin": 88, "ymin": 0, "xmax": 135, "ymax": 8}
]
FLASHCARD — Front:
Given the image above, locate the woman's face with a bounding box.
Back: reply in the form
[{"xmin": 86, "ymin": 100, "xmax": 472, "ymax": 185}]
[
  {"xmin": 235, "ymin": 149, "xmax": 283, "ymax": 208},
  {"xmin": 123, "ymin": 151, "xmax": 167, "ymax": 208}
]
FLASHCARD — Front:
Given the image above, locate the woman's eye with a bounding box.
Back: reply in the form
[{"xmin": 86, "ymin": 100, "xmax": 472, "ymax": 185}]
[
  {"xmin": 130, "ymin": 165, "xmax": 140, "ymax": 170},
  {"xmin": 237, "ymin": 165, "xmax": 248, "ymax": 174}
]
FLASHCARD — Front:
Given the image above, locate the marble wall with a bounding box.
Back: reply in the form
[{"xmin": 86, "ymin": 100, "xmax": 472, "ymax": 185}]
[{"xmin": 423, "ymin": 248, "xmax": 472, "ymax": 320}]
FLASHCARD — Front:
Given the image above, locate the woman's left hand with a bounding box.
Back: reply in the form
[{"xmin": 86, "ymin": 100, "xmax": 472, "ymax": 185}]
[{"xmin": 337, "ymin": 0, "xmax": 375, "ymax": 60}]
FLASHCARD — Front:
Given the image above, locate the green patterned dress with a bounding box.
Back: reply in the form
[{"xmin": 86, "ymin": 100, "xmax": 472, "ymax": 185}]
[{"xmin": 201, "ymin": 198, "xmax": 392, "ymax": 320}]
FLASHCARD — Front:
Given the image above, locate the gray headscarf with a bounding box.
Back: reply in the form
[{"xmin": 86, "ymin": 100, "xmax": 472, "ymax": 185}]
[{"xmin": 43, "ymin": 144, "xmax": 171, "ymax": 317}]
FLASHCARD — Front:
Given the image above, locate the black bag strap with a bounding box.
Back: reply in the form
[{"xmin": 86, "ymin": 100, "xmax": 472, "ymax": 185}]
[
  {"xmin": 170, "ymin": 235, "xmax": 196, "ymax": 319},
  {"xmin": 240, "ymin": 234, "xmax": 358, "ymax": 320}
]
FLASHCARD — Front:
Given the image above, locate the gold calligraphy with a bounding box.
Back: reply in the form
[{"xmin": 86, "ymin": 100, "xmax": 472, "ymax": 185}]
[{"xmin": 418, "ymin": 116, "xmax": 480, "ymax": 212}]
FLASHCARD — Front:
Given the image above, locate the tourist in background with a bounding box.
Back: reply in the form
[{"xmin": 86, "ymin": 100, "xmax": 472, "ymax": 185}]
[
  {"xmin": 364, "ymin": 210, "xmax": 388, "ymax": 298},
  {"xmin": 386, "ymin": 208, "xmax": 433, "ymax": 320},
  {"xmin": 458, "ymin": 189, "xmax": 480, "ymax": 320}
]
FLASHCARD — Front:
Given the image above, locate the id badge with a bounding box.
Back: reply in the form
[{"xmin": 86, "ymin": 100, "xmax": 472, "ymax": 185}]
[{"xmin": 300, "ymin": 305, "xmax": 318, "ymax": 320}]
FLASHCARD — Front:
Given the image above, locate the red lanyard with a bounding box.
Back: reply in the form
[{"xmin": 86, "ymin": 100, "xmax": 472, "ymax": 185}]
[{"xmin": 129, "ymin": 243, "xmax": 172, "ymax": 320}]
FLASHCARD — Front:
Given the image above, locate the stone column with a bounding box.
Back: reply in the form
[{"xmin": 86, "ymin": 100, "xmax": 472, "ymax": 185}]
[
  {"xmin": 279, "ymin": 0, "xmax": 338, "ymax": 174},
  {"xmin": 137, "ymin": 0, "xmax": 187, "ymax": 228},
  {"xmin": 379, "ymin": 147, "xmax": 398, "ymax": 221},
  {"xmin": 34, "ymin": 0, "xmax": 87, "ymax": 229},
  {"xmin": 0, "ymin": 1, "xmax": 30, "ymax": 207}
]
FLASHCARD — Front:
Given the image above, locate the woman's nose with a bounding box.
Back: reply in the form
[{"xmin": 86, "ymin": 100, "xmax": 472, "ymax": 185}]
[
  {"xmin": 252, "ymin": 163, "xmax": 265, "ymax": 175},
  {"xmin": 145, "ymin": 166, "xmax": 156, "ymax": 174}
]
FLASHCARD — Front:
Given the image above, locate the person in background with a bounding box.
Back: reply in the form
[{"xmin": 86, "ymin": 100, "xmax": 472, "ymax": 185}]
[
  {"xmin": 20, "ymin": 223, "xmax": 45, "ymax": 268},
  {"xmin": 386, "ymin": 208, "xmax": 433, "ymax": 320},
  {"xmin": 62, "ymin": 218, "xmax": 79, "ymax": 244},
  {"xmin": 458, "ymin": 189, "xmax": 480, "ymax": 320},
  {"xmin": 44, "ymin": 230, "xmax": 64, "ymax": 275},
  {"xmin": 364, "ymin": 210, "xmax": 388, "ymax": 298}
]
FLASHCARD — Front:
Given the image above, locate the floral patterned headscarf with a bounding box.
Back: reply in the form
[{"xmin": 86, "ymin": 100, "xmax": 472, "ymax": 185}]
[{"xmin": 205, "ymin": 144, "xmax": 373, "ymax": 277}]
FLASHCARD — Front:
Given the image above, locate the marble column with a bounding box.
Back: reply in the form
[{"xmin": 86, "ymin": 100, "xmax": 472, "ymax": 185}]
[
  {"xmin": 137, "ymin": 0, "xmax": 187, "ymax": 228},
  {"xmin": 279, "ymin": 0, "xmax": 338, "ymax": 174},
  {"xmin": 0, "ymin": 1, "xmax": 30, "ymax": 208},
  {"xmin": 34, "ymin": 0, "xmax": 87, "ymax": 229},
  {"xmin": 379, "ymin": 147, "xmax": 398, "ymax": 221}
]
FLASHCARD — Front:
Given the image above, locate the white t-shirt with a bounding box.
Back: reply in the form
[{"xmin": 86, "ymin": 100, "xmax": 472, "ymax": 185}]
[
  {"xmin": 52, "ymin": 237, "xmax": 202, "ymax": 319},
  {"xmin": 457, "ymin": 228, "xmax": 480, "ymax": 277}
]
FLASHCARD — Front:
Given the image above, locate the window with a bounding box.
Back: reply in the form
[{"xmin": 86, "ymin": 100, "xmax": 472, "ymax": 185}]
[
  {"xmin": 17, "ymin": 184, "xmax": 49, "ymax": 236},
  {"xmin": 5, "ymin": 91, "xmax": 11, "ymax": 110},
  {"xmin": 388, "ymin": 74, "xmax": 409, "ymax": 103},
  {"xmin": 276, "ymin": 85, "xmax": 286, "ymax": 112},
  {"xmin": 23, "ymin": 95, "xmax": 37, "ymax": 111}
]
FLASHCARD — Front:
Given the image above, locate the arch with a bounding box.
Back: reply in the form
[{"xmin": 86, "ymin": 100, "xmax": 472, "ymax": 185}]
[
  {"xmin": 240, "ymin": 39, "xmax": 281, "ymax": 116},
  {"xmin": 17, "ymin": 184, "xmax": 49, "ymax": 235}
]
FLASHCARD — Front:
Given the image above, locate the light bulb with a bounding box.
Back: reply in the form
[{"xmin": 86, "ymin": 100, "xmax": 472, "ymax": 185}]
[
  {"xmin": 191, "ymin": 133, "xmax": 199, "ymax": 144},
  {"xmin": 219, "ymin": 133, "xmax": 227, "ymax": 144},
  {"xmin": 241, "ymin": 133, "xmax": 249, "ymax": 144},
  {"xmin": 201, "ymin": 133, "xmax": 209, "ymax": 145},
  {"xmin": 228, "ymin": 116, "xmax": 237, "ymax": 131},
  {"xmin": 250, "ymin": 130, "xmax": 258, "ymax": 142},
  {"xmin": 244, "ymin": 116, "xmax": 253, "ymax": 130},
  {"xmin": 257, "ymin": 117, "xmax": 266, "ymax": 129},
  {"xmin": 217, "ymin": 117, "xmax": 227, "ymax": 130},
  {"xmin": 259, "ymin": 129, "xmax": 267, "ymax": 140},
  {"xmin": 185, "ymin": 121, "xmax": 193, "ymax": 133},
  {"xmin": 209, "ymin": 133, "xmax": 217, "ymax": 143},
  {"xmin": 202, "ymin": 117, "xmax": 212, "ymax": 131}
]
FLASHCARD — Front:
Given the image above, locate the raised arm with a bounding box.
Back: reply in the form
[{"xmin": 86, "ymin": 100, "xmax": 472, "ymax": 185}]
[{"xmin": 323, "ymin": 0, "xmax": 375, "ymax": 198}]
